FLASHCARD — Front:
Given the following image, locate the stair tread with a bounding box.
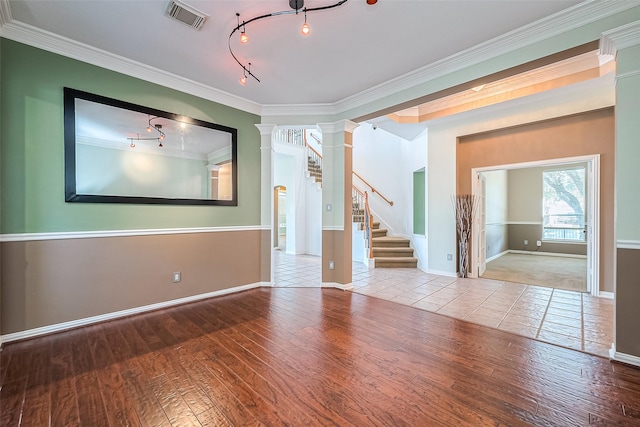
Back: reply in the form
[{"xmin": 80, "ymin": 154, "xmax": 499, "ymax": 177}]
[
  {"xmin": 373, "ymin": 247, "xmax": 414, "ymax": 253},
  {"xmin": 372, "ymin": 236, "xmax": 410, "ymax": 242},
  {"xmin": 374, "ymin": 256, "xmax": 418, "ymax": 261}
]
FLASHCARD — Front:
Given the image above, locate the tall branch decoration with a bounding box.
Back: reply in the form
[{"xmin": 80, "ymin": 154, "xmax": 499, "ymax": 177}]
[{"xmin": 452, "ymin": 194, "xmax": 478, "ymax": 278}]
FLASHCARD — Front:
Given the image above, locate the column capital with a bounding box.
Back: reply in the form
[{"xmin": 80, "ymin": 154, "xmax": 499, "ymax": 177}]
[
  {"xmin": 255, "ymin": 124, "xmax": 277, "ymax": 136},
  {"xmin": 317, "ymin": 120, "xmax": 359, "ymax": 135}
]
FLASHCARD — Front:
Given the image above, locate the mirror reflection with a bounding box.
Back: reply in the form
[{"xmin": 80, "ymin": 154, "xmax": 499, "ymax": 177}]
[{"xmin": 64, "ymin": 88, "xmax": 238, "ymax": 205}]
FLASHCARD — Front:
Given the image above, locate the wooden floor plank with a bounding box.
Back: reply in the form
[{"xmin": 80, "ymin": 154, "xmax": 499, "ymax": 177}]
[{"xmin": 1, "ymin": 288, "xmax": 640, "ymax": 426}]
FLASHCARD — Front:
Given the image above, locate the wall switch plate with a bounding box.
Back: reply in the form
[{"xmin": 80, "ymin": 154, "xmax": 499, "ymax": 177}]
[
  {"xmin": 524, "ymin": 240, "xmax": 528, "ymax": 245},
  {"xmin": 326, "ymin": 204, "xmax": 332, "ymax": 212},
  {"xmin": 173, "ymin": 272, "xmax": 181, "ymax": 283},
  {"xmin": 329, "ymin": 261, "xmax": 335, "ymax": 270},
  {"xmin": 447, "ymin": 254, "xmax": 453, "ymax": 261},
  {"xmin": 536, "ymin": 240, "xmax": 542, "ymax": 247}
]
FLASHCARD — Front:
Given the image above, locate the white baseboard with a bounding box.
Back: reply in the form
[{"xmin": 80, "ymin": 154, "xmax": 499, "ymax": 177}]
[
  {"xmin": 323, "ymin": 282, "xmax": 354, "ymax": 291},
  {"xmin": 0, "ymin": 282, "xmax": 262, "ymax": 344},
  {"xmin": 599, "ymin": 291, "xmax": 614, "ymax": 299},
  {"xmin": 610, "ymin": 344, "xmax": 640, "ymax": 368},
  {"xmin": 425, "ymin": 269, "xmax": 458, "ymax": 278},
  {"xmin": 508, "ymin": 250, "xmax": 587, "ymax": 259},
  {"xmin": 260, "ymin": 281, "xmax": 275, "ymax": 287},
  {"xmin": 486, "ymin": 250, "xmax": 509, "ymax": 263}
]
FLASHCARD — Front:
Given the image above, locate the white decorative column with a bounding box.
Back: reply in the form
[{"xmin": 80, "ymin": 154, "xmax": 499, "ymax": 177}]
[
  {"xmin": 601, "ymin": 21, "xmax": 640, "ymax": 366},
  {"xmin": 317, "ymin": 120, "xmax": 359, "ymax": 288},
  {"xmin": 256, "ymin": 124, "xmax": 277, "ymax": 286}
]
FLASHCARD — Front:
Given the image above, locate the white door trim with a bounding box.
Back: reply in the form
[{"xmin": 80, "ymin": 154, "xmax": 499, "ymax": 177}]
[{"xmin": 470, "ymin": 154, "xmax": 601, "ymax": 297}]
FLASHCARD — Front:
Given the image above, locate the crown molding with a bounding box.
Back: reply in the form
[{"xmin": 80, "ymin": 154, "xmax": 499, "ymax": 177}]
[
  {"xmin": 265, "ymin": 0, "xmax": 640, "ymax": 118},
  {"xmin": 1, "ymin": 0, "xmax": 638, "ymax": 119},
  {"xmin": 260, "ymin": 102, "xmax": 337, "ymax": 117},
  {"xmin": 0, "ymin": 19, "xmax": 263, "ymax": 115},
  {"xmin": 600, "ymin": 20, "xmax": 640, "ymax": 56},
  {"xmin": 317, "ymin": 120, "xmax": 359, "ymax": 135}
]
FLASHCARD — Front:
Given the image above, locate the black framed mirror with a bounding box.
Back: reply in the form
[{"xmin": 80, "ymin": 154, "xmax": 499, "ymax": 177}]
[{"xmin": 64, "ymin": 88, "xmax": 238, "ymax": 206}]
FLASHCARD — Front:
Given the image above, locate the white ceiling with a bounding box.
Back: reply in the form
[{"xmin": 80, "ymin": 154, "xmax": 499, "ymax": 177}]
[{"xmin": 4, "ymin": 0, "xmax": 585, "ymax": 107}]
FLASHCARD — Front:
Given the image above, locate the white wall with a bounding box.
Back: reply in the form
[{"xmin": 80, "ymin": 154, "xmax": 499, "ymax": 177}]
[
  {"xmin": 273, "ymin": 141, "xmax": 322, "ymax": 256},
  {"xmin": 426, "ymin": 125, "xmax": 458, "ymax": 275},
  {"xmin": 305, "ymin": 178, "xmax": 322, "ymax": 256},
  {"xmin": 352, "ymin": 123, "xmax": 407, "ymax": 236},
  {"xmin": 351, "ymin": 123, "xmax": 429, "ymax": 270},
  {"xmin": 404, "ymin": 129, "xmax": 428, "ymax": 271}
]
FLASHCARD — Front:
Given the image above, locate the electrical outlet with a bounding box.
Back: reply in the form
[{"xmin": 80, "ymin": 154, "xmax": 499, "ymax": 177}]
[
  {"xmin": 524, "ymin": 240, "xmax": 528, "ymax": 245},
  {"xmin": 329, "ymin": 261, "xmax": 335, "ymax": 270},
  {"xmin": 447, "ymin": 254, "xmax": 453, "ymax": 261},
  {"xmin": 173, "ymin": 272, "xmax": 181, "ymax": 283},
  {"xmin": 536, "ymin": 240, "xmax": 542, "ymax": 247}
]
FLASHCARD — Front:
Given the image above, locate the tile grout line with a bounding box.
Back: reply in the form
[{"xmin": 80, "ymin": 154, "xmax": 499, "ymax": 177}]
[
  {"xmin": 581, "ymin": 292, "xmax": 585, "ymax": 353},
  {"xmin": 535, "ymin": 288, "xmax": 555, "ymax": 339},
  {"xmin": 495, "ymin": 283, "xmax": 527, "ymax": 328}
]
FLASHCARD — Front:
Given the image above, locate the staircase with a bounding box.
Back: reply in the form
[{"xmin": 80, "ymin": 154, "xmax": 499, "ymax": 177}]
[
  {"xmin": 352, "ymin": 198, "xmax": 418, "ymax": 269},
  {"xmin": 307, "ymin": 157, "xmax": 322, "ymax": 186},
  {"xmin": 369, "ymin": 222, "xmax": 418, "ymax": 268},
  {"xmin": 275, "ymin": 128, "xmax": 417, "ymax": 269}
]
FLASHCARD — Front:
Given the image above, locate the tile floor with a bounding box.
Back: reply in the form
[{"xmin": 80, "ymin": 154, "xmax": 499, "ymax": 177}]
[{"xmin": 272, "ymin": 250, "xmax": 614, "ymax": 358}]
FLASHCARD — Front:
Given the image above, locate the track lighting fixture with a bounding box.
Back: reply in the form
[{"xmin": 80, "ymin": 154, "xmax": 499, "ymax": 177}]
[
  {"xmin": 127, "ymin": 116, "xmax": 167, "ymax": 148},
  {"xmin": 301, "ymin": 11, "xmax": 310, "ymax": 36},
  {"xmin": 230, "ymin": 0, "xmax": 377, "ymax": 85},
  {"xmin": 239, "ymin": 62, "xmax": 251, "ymax": 86},
  {"xmin": 236, "ymin": 13, "xmax": 249, "ymax": 44}
]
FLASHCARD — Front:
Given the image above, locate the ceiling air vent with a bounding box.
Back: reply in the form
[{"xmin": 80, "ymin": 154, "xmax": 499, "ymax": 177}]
[{"xmin": 165, "ymin": 0, "xmax": 208, "ymax": 30}]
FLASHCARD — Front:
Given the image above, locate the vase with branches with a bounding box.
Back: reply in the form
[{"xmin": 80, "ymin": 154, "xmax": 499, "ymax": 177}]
[{"xmin": 452, "ymin": 194, "xmax": 478, "ymax": 278}]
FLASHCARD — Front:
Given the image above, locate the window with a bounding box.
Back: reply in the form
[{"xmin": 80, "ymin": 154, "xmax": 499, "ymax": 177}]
[{"xmin": 542, "ymin": 167, "xmax": 586, "ymax": 241}]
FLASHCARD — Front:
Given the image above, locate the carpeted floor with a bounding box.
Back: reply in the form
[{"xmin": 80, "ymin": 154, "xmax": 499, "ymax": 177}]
[{"xmin": 482, "ymin": 252, "xmax": 587, "ymax": 292}]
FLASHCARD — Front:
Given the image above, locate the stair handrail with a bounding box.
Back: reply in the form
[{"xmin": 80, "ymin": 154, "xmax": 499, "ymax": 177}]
[
  {"xmin": 364, "ymin": 191, "xmax": 374, "ymax": 259},
  {"xmin": 352, "ymin": 171, "xmax": 394, "ymax": 206},
  {"xmin": 352, "ymin": 185, "xmax": 373, "ymax": 259}
]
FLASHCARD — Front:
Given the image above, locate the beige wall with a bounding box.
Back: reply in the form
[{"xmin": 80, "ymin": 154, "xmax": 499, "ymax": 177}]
[
  {"xmin": 1, "ymin": 230, "xmax": 263, "ymax": 334},
  {"xmin": 508, "ymin": 168, "xmax": 543, "ymax": 222},
  {"xmin": 457, "ymin": 108, "xmax": 615, "ymax": 291}
]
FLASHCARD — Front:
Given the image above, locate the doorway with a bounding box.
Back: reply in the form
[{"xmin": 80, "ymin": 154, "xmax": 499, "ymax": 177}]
[
  {"xmin": 471, "ymin": 154, "xmax": 600, "ymax": 296},
  {"xmin": 274, "ymin": 185, "xmax": 287, "ymax": 251}
]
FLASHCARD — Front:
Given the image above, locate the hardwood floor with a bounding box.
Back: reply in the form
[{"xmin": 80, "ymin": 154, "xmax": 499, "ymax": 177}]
[{"xmin": 2, "ymin": 288, "xmax": 640, "ymax": 426}]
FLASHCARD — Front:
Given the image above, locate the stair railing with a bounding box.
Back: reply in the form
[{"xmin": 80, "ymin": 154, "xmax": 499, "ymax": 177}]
[
  {"xmin": 352, "ymin": 185, "xmax": 374, "ymax": 259},
  {"xmin": 353, "ymin": 171, "xmax": 393, "ymax": 206},
  {"xmin": 275, "ymin": 128, "xmax": 305, "ymax": 146},
  {"xmin": 306, "ymin": 143, "xmax": 323, "ymax": 175},
  {"xmin": 364, "ymin": 191, "xmax": 374, "ymax": 259}
]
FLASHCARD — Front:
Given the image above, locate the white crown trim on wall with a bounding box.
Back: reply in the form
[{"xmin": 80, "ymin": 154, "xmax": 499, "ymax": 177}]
[
  {"xmin": 1, "ymin": 0, "xmax": 639, "ymax": 118},
  {"xmin": 0, "ymin": 19, "xmax": 262, "ymax": 115},
  {"xmin": 262, "ymin": 1, "xmax": 640, "ymax": 117},
  {"xmin": 0, "ymin": 225, "xmax": 269, "ymax": 242},
  {"xmin": 601, "ymin": 20, "xmax": 640, "ymax": 56}
]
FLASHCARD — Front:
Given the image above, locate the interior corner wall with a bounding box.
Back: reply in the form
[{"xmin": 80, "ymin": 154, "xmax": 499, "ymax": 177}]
[
  {"xmin": 457, "ymin": 108, "xmax": 615, "ymax": 292},
  {"xmin": 0, "ymin": 39, "xmax": 263, "ymax": 335}
]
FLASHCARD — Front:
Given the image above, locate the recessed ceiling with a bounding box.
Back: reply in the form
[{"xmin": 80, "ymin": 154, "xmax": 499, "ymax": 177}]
[{"xmin": 4, "ymin": 0, "xmax": 584, "ymax": 106}]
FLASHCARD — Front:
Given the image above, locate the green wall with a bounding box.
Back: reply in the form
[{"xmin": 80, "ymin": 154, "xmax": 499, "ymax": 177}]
[
  {"xmin": 413, "ymin": 169, "xmax": 425, "ymax": 235},
  {"xmin": 0, "ymin": 39, "xmax": 261, "ymax": 234}
]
